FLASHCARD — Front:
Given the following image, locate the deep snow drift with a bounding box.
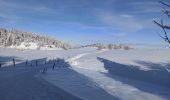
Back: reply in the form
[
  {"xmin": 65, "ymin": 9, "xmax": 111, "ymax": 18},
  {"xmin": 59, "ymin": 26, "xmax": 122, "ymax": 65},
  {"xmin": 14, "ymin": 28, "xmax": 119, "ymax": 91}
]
[{"xmin": 0, "ymin": 47, "xmax": 170, "ymax": 100}]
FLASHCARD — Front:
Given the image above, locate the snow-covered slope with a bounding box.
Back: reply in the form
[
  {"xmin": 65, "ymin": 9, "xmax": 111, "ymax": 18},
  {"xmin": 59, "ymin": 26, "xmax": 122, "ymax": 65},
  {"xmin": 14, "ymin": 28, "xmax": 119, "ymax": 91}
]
[{"xmin": 0, "ymin": 47, "xmax": 170, "ymax": 100}]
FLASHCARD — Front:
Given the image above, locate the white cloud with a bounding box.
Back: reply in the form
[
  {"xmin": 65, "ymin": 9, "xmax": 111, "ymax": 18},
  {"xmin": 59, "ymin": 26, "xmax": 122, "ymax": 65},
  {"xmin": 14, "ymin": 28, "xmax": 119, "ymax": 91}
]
[
  {"xmin": 0, "ymin": 0, "xmax": 60, "ymax": 23},
  {"xmin": 96, "ymin": 11, "xmax": 143, "ymax": 32}
]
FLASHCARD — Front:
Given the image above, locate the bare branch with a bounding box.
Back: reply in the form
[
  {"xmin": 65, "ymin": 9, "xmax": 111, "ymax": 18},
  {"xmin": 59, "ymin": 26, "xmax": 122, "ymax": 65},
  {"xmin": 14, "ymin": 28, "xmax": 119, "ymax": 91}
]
[
  {"xmin": 164, "ymin": 10, "xmax": 170, "ymax": 18},
  {"xmin": 162, "ymin": 27, "xmax": 170, "ymax": 44},
  {"xmin": 159, "ymin": 1, "xmax": 170, "ymax": 7},
  {"xmin": 162, "ymin": 7, "xmax": 170, "ymax": 18},
  {"xmin": 155, "ymin": 1, "xmax": 170, "ymax": 44},
  {"xmin": 157, "ymin": 32, "xmax": 166, "ymax": 40},
  {"xmin": 154, "ymin": 20, "xmax": 170, "ymax": 29}
]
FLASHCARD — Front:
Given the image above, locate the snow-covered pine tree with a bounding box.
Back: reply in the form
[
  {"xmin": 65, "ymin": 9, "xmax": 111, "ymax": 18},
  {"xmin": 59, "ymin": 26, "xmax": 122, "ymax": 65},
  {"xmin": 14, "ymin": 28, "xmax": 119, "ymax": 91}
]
[{"xmin": 0, "ymin": 28, "xmax": 72, "ymax": 49}]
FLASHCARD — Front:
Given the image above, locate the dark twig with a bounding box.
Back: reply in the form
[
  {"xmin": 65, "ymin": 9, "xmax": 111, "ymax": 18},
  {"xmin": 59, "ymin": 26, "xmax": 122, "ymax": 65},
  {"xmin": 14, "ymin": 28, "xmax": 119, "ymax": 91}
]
[
  {"xmin": 154, "ymin": 20, "xmax": 170, "ymax": 29},
  {"xmin": 0, "ymin": 62, "xmax": 1, "ymax": 68},
  {"xmin": 36, "ymin": 60, "xmax": 38, "ymax": 67},
  {"xmin": 25, "ymin": 59, "xmax": 28, "ymax": 66},
  {"xmin": 13, "ymin": 58, "xmax": 15, "ymax": 67},
  {"xmin": 154, "ymin": 19, "xmax": 170, "ymax": 44},
  {"xmin": 52, "ymin": 61, "xmax": 56, "ymax": 70},
  {"xmin": 159, "ymin": 1, "xmax": 170, "ymax": 8}
]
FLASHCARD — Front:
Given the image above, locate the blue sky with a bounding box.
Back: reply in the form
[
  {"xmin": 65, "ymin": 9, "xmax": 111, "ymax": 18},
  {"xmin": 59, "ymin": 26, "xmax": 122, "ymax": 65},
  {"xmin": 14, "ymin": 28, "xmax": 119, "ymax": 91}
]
[{"xmin": 0, "ymin": 0, "xmax": 169, "ymax": 46}]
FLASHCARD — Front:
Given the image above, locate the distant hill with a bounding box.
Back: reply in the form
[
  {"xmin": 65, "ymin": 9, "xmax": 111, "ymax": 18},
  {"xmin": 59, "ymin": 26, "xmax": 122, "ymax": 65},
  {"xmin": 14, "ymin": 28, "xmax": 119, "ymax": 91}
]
[
  {"xmin": 82, "ymin": 43, "xmax": 131, "ymax": 50},
  {"xmin": 0, "ymin": 28, "xmax": 72, "ymax": 50}
]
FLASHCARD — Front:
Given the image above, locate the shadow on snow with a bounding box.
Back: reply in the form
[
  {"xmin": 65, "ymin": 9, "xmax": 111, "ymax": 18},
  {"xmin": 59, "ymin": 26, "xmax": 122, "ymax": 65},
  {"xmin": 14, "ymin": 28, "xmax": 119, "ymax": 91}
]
[
  {"xmin": 97, "ymin": 57, "xmax": 170, "ymax": 99},
  {"xmin": 0, "ymin": 56, "xmax": 120, "ymax": 100}
]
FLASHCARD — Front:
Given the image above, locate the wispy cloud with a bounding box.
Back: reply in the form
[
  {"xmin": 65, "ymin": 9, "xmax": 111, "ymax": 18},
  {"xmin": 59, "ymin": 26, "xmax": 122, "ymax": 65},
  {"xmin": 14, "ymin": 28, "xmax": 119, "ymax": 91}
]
[
  {"xmin": 126, "ymin": 1, "xmax": 161, "ymax": 13},
  {"xmin": 96, "ymin": 11, "xmax": 143, "ymax": 32},
  {"xmin": 0, "ymin": 0, "xmax": 63, "ymax": 24},
  {"xmin": 0, "ymin": 0, "xmax": 51, "ymax": 11}
]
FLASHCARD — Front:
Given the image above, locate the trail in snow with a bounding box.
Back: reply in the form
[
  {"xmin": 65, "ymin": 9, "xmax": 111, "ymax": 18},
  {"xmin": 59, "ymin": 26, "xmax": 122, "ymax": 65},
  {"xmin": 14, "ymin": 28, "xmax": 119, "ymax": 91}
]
[
  {"xmin": 67, "ymin": 53, "xmax": 90, "ymax": 66},
  {"xmin": 73, "ymin": 68, "xmax": 169, "ymax": 100},
  {"xmin": 67, "ymin": 50, "xmax": 169, "ymax": 100},
  {"xmin": 67, "ymin": 50, "xmax": 107, "ymax": 67},
  {"xmin": 43, "ymin": 68, "xmax": 120, "ymax": 100},
  {"xmin": 42, "ymin": 50, "xmax": 122, "ymax": 100}
]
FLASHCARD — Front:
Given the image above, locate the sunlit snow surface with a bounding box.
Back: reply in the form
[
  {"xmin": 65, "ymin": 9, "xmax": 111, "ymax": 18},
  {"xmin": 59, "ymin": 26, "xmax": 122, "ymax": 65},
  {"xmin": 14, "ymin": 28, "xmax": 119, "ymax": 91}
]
[{"xmin": 0, "ymin": 47, "xmax": 170, "ymax": 100}]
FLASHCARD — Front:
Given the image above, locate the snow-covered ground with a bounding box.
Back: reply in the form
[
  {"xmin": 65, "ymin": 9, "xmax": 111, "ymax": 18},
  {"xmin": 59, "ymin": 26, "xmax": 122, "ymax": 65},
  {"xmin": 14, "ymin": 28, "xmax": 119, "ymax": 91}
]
[{"xmin": 0, "ymin": 47, "xmax": 170, "ymax": 100}]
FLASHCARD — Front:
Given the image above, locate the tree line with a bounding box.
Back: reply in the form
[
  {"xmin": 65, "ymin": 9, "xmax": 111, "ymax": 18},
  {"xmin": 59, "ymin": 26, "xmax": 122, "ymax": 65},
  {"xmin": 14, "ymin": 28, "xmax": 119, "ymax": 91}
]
[
  {"xmin": 0, "ymin": 28, "xmax": 72, "ymax": 50},
  {"xmin": 82, "ymin": 43, "xmax": 131, "ymax": 50}
]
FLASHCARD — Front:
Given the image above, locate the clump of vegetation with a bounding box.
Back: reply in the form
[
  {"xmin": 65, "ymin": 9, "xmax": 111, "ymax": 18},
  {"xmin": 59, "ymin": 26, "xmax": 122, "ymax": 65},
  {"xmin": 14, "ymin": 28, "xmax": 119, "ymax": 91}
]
[{"xmin": 83, "ymin": 43, "xmax": 131, "ymax": 50}]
